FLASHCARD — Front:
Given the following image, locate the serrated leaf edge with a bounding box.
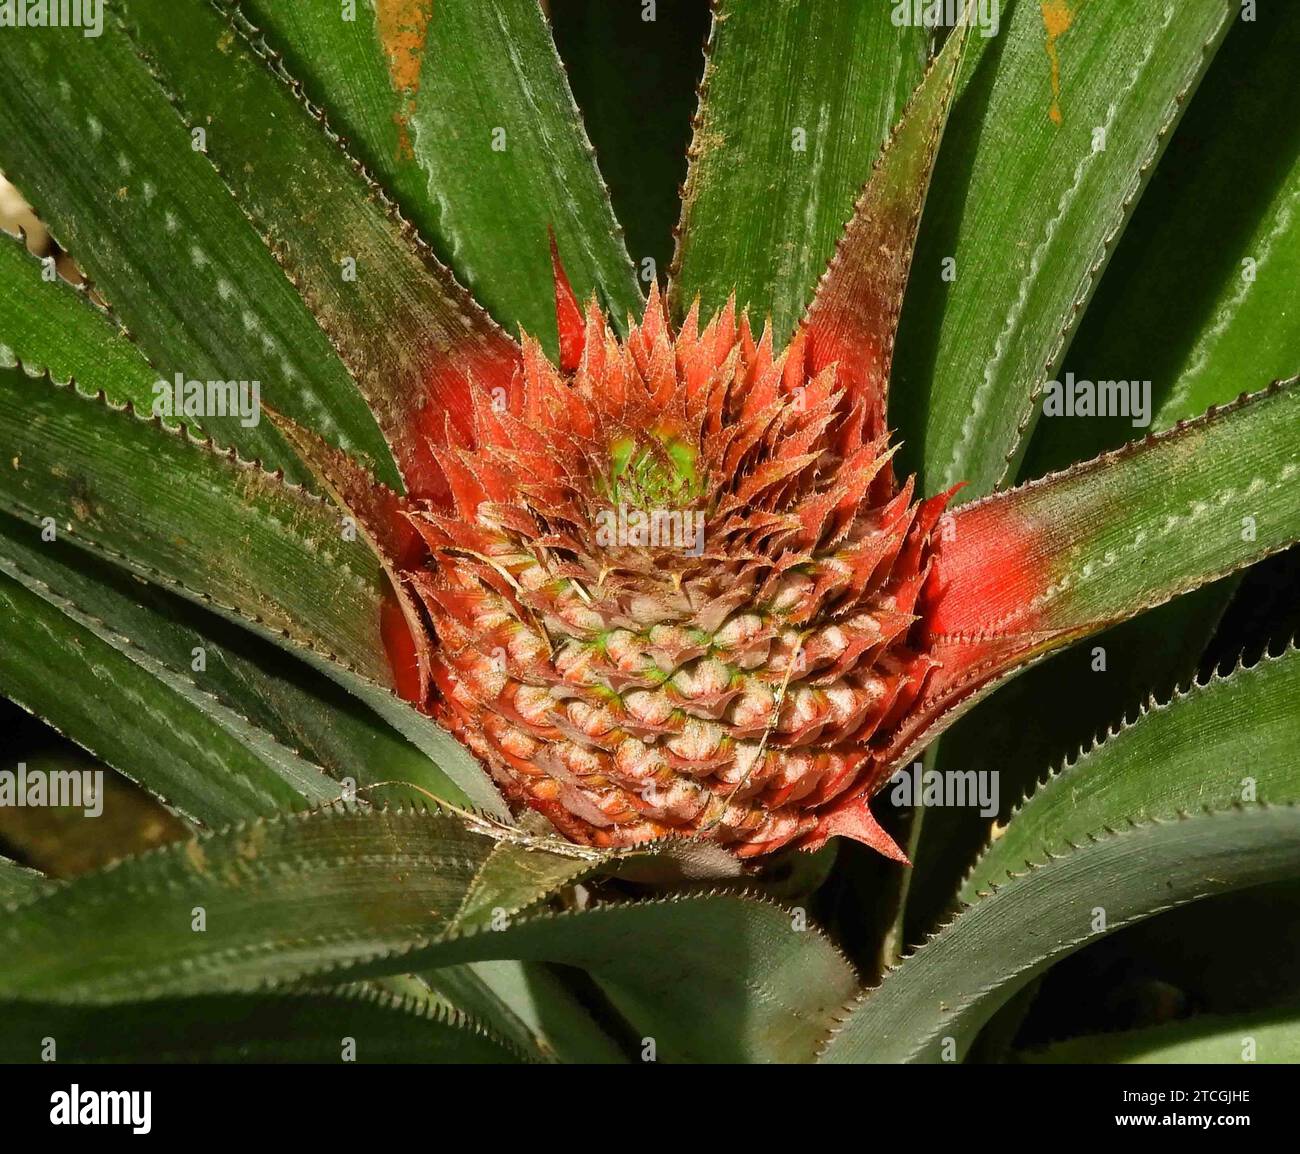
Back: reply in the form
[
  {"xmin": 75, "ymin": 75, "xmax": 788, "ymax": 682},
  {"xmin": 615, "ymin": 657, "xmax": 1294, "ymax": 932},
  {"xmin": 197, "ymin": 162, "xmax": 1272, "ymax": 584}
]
[{"xmin": 815, "ymin": 802, "xmax": 1300, "ymax": 1061}]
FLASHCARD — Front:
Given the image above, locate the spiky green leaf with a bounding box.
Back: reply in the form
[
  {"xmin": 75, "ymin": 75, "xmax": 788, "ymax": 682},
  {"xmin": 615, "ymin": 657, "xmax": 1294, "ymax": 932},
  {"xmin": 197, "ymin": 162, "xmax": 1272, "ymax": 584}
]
[
  {"xmin": 920, "ymin": 379, "xmax": 1300, "ymax": 743},
  {"xmin": 0, "ymin": 18, "xmax": 390, "ymax": 482},
  {"xmin": 354, "ymin": 894, "xmax": 860, "ymax": 1064},
  {"xmin": 115, "ymin": 0, "xmax": 520, "ymax": 499},
  {"xmin": 0, "ymin": 807, "xmax": 610, "ymax": 1003},
  {"xmin": 422, "ymin": 961, "xmax": 628, "ymax": 1064},
  {"xmin": 0, "ymin": 515, "xmax": 467, "ymax": 822},
  {"xmin": 0, "ymin": 230, "xmax": 158, "ymax": 404},
  {"xmin": 0, "ymin": 366, "xmax": 504, "ymax": 814},
  {"xmin": 893, "ymin": 0, "xmax": 1233, "ymax": 497},
  {"xmin": 822, "ymin": 647, "xmax": 1300, "ymax": 1063},
  {"xmin": 0, "ymin": 564, "xmax": 338, "ymax": 822},
  {"xmin": 962, "ymin": 648, "xmax": 1300, "ymax": 900},
  {"xmin": 901, "ymin": 8, "xmax": 1300, "ymax": 940}
]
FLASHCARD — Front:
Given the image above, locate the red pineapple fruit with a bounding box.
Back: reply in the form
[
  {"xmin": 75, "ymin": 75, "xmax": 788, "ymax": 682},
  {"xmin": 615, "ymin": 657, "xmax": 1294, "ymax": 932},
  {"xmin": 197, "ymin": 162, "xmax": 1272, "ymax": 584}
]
[{"xmin": 408, "ymin": 268, "xmax": 954, "ymax": 858}]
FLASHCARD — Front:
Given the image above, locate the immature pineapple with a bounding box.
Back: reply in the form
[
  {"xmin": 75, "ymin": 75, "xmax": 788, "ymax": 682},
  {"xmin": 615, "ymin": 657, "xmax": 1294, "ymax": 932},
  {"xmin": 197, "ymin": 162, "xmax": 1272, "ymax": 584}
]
[{"xmin": 403, "ymin": 273, "xmax": 951, "ymax": 857}]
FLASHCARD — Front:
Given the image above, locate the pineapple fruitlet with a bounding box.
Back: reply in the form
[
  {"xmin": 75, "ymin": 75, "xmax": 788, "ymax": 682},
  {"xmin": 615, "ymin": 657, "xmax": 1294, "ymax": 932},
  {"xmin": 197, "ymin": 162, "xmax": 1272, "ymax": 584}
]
[{"xmin": 0, "ymin": 0, "xmax": 1297, "ymax": 1066}]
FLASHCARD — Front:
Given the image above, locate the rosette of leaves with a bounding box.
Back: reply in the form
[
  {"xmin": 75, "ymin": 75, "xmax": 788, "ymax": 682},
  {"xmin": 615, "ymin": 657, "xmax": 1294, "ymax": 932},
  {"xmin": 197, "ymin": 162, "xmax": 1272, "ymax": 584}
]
[{"xmin": 0, "ymin": 0, "xmax": 1297, "ymax": 1064}]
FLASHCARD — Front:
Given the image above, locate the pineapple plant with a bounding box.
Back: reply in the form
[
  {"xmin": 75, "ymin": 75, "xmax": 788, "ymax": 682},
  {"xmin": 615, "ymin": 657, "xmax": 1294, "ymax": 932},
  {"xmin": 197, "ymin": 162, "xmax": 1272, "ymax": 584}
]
[{"xmin": 0, "ymin": 0, "xmax": 1297, "ymax": 1067}]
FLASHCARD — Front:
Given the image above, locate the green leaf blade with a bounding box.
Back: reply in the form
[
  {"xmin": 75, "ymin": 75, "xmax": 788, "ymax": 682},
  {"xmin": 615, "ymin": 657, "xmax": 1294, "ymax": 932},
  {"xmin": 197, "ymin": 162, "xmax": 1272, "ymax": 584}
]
[
  {"xmin": 963, "ymin": 646, "xmax": 1300, "ymax": 902},
  {"xmin": 236, "ymin": 0, "xmax": 641, "ymax": 352},
  {"xmin": 929, "ymin": 382, "xmax": 1300, "ymax": 673},
  {"xmin": 0, "ymin": 854, "xmax": 51, "ymax": 908},
  {"xmin": 0, "ymin": 513, "xmax": 471, "ymax": 824},
  {"xmin": 0, "ymin": 19, "xmax": 392, "ymax": 482},
  {"xmin": 671, "ymin": 0, "xmax": 931, "ymax": 341},
  {"xmin": 0, "ymin": 367, "xmax": 387, "ymax": 679},
  {"xmin": 0, "ymin": 366, "xmax": 506, "ymax": 813},
  {"xmin": 116, "ymin": 0, "xmax": 520, "ymax": 498},
  {"xmin": 422, "ymin": 960, "xmax": 628, "ymax": 1064},
  {"xmin": 825, "ymin": 807, "xmax": 1300, "ymax": 1063},
  {"xmin": 0, "ymin": 807, "xmax": 607, "ymax": 1003},
  {"xmin": 368, "ymin": 895, "xmax": 860, "ymax": 1064},
  {"xmin": 1019, "ymin": 1006, "xmax": 1300, "ymax": 1064},
  {"xmin": 1022, "ymin": 4, "xmax": 1300, "ymax": 477},
  {"xmin": 900, "ymin": 7, "xmax": 1300, "ymax": 941},
  {"xmin": 0, "ymin": 566, "xmax": 333, "ymax": 823},
  {"xmin": 822, "ymin": 646, "xmax": 1300, "ymax": 1064},
  {"xmin": 802, "ymin": 18, "xmax": 968, "ymax": 441},
  {"xmin": 893, "ymin": 0, "xmax": 1234, "ymax": 498},
  {"xmin": 0, "ymin": 230, "xmax": 158, "ymax": 405}
]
